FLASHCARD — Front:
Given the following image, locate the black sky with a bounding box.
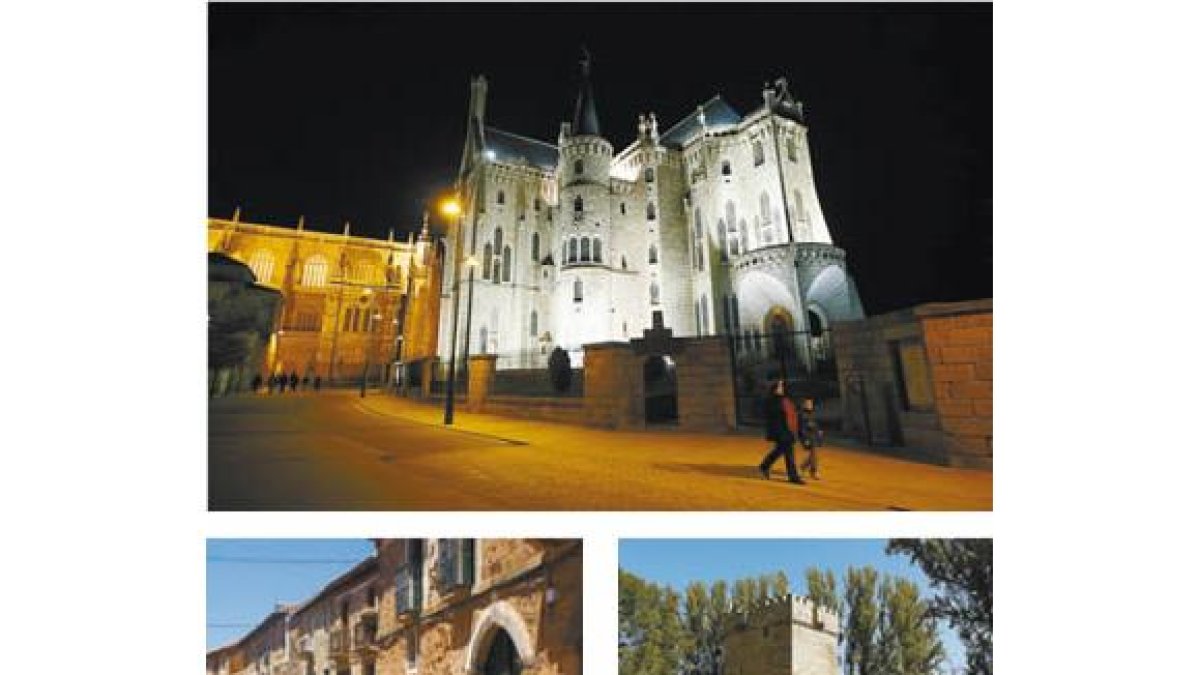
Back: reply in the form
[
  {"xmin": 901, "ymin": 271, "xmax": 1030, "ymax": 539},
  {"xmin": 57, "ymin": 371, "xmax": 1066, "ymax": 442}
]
[{"xmin": 209, "ymin": 2, "xmax": 991, "ymax": 314}]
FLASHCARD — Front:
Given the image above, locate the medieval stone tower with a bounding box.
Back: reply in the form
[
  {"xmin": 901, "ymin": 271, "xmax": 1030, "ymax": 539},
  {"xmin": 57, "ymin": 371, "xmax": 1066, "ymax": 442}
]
[
  {"xmin": 438, "ymin": 51, "xmax": 864, "ymax": 371},
  {"xmin": 721, "ymin": 595, "xmax": 840, "ymax": 675}
]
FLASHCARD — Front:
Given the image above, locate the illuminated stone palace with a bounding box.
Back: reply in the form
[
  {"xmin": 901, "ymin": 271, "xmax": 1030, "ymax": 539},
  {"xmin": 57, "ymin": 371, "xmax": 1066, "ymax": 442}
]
[
  {"xmin": 439, "ymin": 56, "xmax": 865, "ymax": 370},
  {"xmin": 207, "ymin": 214, "xmax": 442, "ymax": 383}
]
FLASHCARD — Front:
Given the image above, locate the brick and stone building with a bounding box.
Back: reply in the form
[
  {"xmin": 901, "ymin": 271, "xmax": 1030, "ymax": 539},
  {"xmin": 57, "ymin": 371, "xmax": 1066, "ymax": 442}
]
[
  {"xmin": 207, "ymin": 212, "xmax": 442, "ymax": 386},
  {"xmin": 722, "ymin": 594, "xmax": 840, "ymax": 675},
  {"xmin": 439, "ymin": 54, "xmax": 864, "ymax": 372},
  {"xmin": 207, "ymin": 539, "xmax": 582, "ymax": 675}
]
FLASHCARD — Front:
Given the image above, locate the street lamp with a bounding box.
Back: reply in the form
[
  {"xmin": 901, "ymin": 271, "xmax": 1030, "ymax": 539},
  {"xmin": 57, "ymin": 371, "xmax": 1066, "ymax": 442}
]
[{"xmin": 440, "ymin": 196, "xmax": 468, "ymax": 425}]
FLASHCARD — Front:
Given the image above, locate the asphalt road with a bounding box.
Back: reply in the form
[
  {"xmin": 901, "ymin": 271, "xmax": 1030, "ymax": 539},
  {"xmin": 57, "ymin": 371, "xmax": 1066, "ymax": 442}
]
[{"xmin": 208, "ymin": 391, "xmax": 992, "ymax": 511}]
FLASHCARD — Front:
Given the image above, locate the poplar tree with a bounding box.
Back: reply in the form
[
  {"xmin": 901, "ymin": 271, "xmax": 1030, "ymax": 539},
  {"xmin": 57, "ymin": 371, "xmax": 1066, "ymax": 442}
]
[
  {"xmin": 804, "ymin": 567, "xmax": 841, "ymax": 629},
  {"xmin": 771, "ymin": 570, "xmax": 791, "ymax": 598},
  {"xmin": 843, "ymin": 566, "xmax": 882, "ymax": 675},
  {"xmin": 878, "ymin": 577, "xmax": 944, "ymax": 675}
]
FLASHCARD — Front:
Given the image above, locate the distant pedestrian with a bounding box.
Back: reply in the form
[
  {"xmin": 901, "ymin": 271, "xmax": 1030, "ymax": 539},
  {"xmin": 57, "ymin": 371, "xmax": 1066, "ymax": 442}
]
[
  {"xmin": 302, "ymin": 374, "xmax": 310, "ymax": 391},
  {"xmin": 758, "ymin": 379, "xmax": 804, "ymax": 485},
  {"xmin": 289, "ymin": 371, "xmax": 299, "ymax": 392},
  {"xmin": 799, "ymin": 398, "xmax": 823, "ymax": 480},
  {"xmin": 251, "ymin": 374, "xmax": 263, "ymax": 393},
  {"xmin": 266, "ymin": 374, "xmax": 276, "ymax": 394},
  {"xmin": 313, "ymin": 375, "xmax": 322, "ymax": 392}
]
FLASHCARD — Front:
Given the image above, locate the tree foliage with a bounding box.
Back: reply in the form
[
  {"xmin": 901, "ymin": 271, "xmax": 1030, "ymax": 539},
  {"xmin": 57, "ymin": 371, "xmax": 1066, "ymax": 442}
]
[{"xmin": 887, "ymin": 539, "xmax": 992, "ymax": 675}]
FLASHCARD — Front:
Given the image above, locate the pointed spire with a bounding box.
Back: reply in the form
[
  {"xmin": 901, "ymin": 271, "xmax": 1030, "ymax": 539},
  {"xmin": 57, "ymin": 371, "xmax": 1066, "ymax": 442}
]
[
  {"xmin": 232, "ymin": 206, "xmax": 241, "ymax": 223},
  {"xmin": 297, "ymin": 215, "xmax": 305, "ymax": 231},
  {"xmin": 697, "ymin": 104, "xmax": 708, "ymax": 131},
  {"xmin": 649, "ymin": 113, "xmax": 659, "ymax": 143},
  {"xmin": 571, "ymin": 46, "xmax": 601, "ymax": 137},
  {"xmin": 420, "ymin": 211, "xmax": 430, "ymax": 240},
  {"xmin": 387, "ymin": 227, "xmax": 395, "ymax": 243},
  {"xmin": 342, "ymin": 221, "xmax": 351, "ymax": 237}
]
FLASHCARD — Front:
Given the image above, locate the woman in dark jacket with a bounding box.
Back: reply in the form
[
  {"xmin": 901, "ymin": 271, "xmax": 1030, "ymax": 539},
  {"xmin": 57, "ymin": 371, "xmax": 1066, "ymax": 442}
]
[{"xmin": 758, "ymin": 379, "xmax": 805, "ymax": 485}]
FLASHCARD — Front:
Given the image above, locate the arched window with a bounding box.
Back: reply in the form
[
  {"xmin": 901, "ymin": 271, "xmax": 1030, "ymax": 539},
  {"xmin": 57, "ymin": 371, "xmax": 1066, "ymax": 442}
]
[
  {"xmin": 787, "ymin": 136, "xmax": 798, "ymax": 161},
  {"xmin": 758, "ymin": 193, "xmax": 774, "ymax": 245},
  {"xmin": 301, "ymin": 256, "xmax": 327, "ymax": 287},
  {"xmin": 581, "ymin": 237, "xmax": 591, "ymax": 262},
  {"xmin": 248, "ymin": 250, "xmax": 274, "ymax": 285},
  {"xmin": 718, "ymin": 219, "xmax": 729, "ymax": 261},
  {"xmin": 574, "ymin": 195, "xmax": 583, "ymax": 214},
  {"xmin": 753, "ymin": 140, "xmax": 765, "ymax": 166},
  {"xmin": 650, "ymin": 281, "xmax": 660, "ymax": 306},
  {"xmin": 496, "ymin": 190, "xmax": 506, "ymax": 205},
  {"xmin": 530, "ymin": 311, "xmax": 538, "ymax": 337},
  {"xmin": 534, "ymin": 197, "xmax": 542, "ymax": 212},
  {"xmin": 531, "ymin": 232, "xmax": 540, "ymax": 261},
  {"xmin": 482, "ymin": 243, "xmax": 493, "ymax": 279},
  {"xmin": 562, "ymin": 241, "xmax": 568, "ymax": 264},
  {"xmin": 721, "ymin": 160, "xmax": 732, "ymax": 177},
  {"xmin": 644, "ymin": 167, "xmax": 655, "ymax": 183},
  {"xmin": 592, "ymin": 237, "xmax": 602, "ymax": 263},
  {"xmin": 502, "ymin": 245, "xmax": 512, "ymax": 282},
  {"xmin": 574, "ymin": 159, "xmax": 584, "ymax": 175},
  {"xmin": 620, "ymin": 202, "xmax": 626, "ymax": 215},
  {"xmin": 352, "ymin": 261, "xmax": 378, "ymax": 284},
  {"xmin": 646, "ymin": 203, "xmax": 656, "ymax": 220},
  {"xmin": 621, "ymin": 255, "xmax": 628, "ymax": 270},
  {"xmin": 492, "ymin": 260, "xmax": 500, "ymax": 283},
  {"xmin": 569, "ymin": 238, "xmax": 578, "ymax": 263},
  {"xmin": 494, "ymin": 227, "xmax": 503, "ymax": 252},
  {"xmin": 649, "ymin": 244, "xmax": 658, "ymax": 264},
  {"xmin": 573, "ymin": 278, "xmax": 583, "ymax": 302},
  {"xmin": 728, "ymin": 219, "xmax": 741, "ymax": 256}
]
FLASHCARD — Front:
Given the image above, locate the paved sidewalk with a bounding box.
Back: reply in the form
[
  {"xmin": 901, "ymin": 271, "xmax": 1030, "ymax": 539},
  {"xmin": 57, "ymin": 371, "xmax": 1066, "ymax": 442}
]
[{"xmin": 353, "ymin": 393, "xmax": 992, "ymax": 511}]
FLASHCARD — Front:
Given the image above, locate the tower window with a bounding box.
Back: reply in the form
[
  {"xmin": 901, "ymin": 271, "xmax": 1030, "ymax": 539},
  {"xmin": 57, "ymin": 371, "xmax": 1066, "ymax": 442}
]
[
  {"xmin": 721, "ymin": 160, "xmax": 732, "ymax": 177},
  {"xmin": 534, "ymin": 197, "xmax": 542, "ymax": 211},
  {"xmin": 645, "ymin": 167, "xmax": 655, "ymax": 183},
  {"xmin": 649, "ymin": 244, "xmax": 658, "ymax": 265},
  {"xmin": 787, "ymin": 137, "xmax": 797, "ymax": 162},
  {"xmin": 650, "ymin": 282, "xmax": 660, "ymax": 306},
  {"xmin": 494, "ymin": 227, "xmax": 503, "ymax": 252},
  {"xmin": 592, "ymin": 237, "xmax": 602, "ymax": 263},
  {"xmin": 502, "ymin": 245, "xmax": 512, "ymax": 282},
  {"xmin": 482, "ymin": 243, "xmax": 493, "ymax": 280},
  {"xmin": 574, "ymin": 196, "xmax": 584, "ymax": 214},
  {"xmin": 531, "ymin": 232, "xmax": 540, "ymax": 261},
  {"xmin": 620, "ymin": 202, "xmax": 626, "ymax": 215},
  {"xmin": 573, "ymin": 278, "xmax": 583, "ymax": 302},
  {"xmin": 647, "ymin": 203, "xmax": 656, "ymax": 221},
  {"xmin": 530, "ymin": 311, "xmax": 538, "ymax": 337},
  {"xmin": 574, "ymin": 159, "xmax": 584, "ymax": 175},
  {"xmin": 569, "ymin": 238, "xmax": 578, "ymax": 263},
  {"xmin": 496, "ymin": 190, "xmax": 506, "ymax": 205}
]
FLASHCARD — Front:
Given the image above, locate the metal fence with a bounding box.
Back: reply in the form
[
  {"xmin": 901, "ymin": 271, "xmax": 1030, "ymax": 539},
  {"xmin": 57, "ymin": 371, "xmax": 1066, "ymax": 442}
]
[{"xmin": 729, "ymin": 328, "xmax": 841, "ymax": 426}]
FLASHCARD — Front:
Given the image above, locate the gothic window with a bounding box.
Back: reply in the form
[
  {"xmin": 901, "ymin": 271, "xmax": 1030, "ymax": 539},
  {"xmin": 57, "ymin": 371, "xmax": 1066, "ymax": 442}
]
[
  {"xmin": 649, "ymin": 244, "xmax": 658, "ymax": 264},
  {"xmin": 530, "ymin": 311, "xmax": 538, "ymax": 337},
  {"xmin": 394, "ymin": 541, "xmax": 421, "ymax": 614},
  {"xmin": 620, "ymin": 202, "xmax": 627, "ymax": 215},
  {"xmin": 650, "ymin": 281, "xmax": 660, "ymax": 306},
  {"xmin": 574, "ymin": 159, "xmax": 584, "ymax": 175},
  {"xmin": 562, "ymin": 241, "xmax": 568, "ymax": 264},
  {"xmin": 592, "ymin": 237, "xmax": 602, "ymax": 263},
  {"xmin": 645, "ymin": 167, "xmax": 655, "ymax": 183},
  {"xmin": 753, "ymin": 140, "xmax": 765, "ymax": 166},
  {"xmin": 247, "ymin": 250, "xmax": 274, "ymax": 285},
  {"xmin": 718, "ymin": 219, "xmax": 729, "ymax": 262},
  {"xmin": 482, "ymin": 243, "xmax": 493, "ymax": 279},
  {"xmin": 494, "ymin": 227, "xmax": 503, "ymax": 252},
  {"xmin": 573, "ymin": 278, "xmax": 583, "ymax": 303},
  {"xmin": 534, "ymin": 197, "xmax": 542, "ymax": 212},
  {"xmin": 721, "ymin": 160, "xmax": 732, "ymax": 177},
  {"xmin": 492, "ymin": 260, "xmax": 500, "ymax": 283},
  {"xmin": 581, "ymin": 237, "xmax": 591, "ymax": 262},
  {"xmin": 759, "ymin": 193, "xmax": 775, "ymax": 244},
  {"xmin": 434, "ymin": 539, "xmax": 475, "ymax": 590},
  {"xmin": 301, "ymin": 256, "xmax": 328, "ymax": 287},
  {"xmin": 621, "ymin": 255, "xmax": 627, "ymax": 270},
  {"xmin": 646, "ymin": 203, "xmax": 657, "ymax": 220},
  {"xmin": 569, "ymin": 238, "xmax": 578, "ymax": 263},
  {"xmin": 502, "ymin": 245, "xmax": 512, "ymax": 282},
  {"xmin": 701, "ymin": 294, "xmax": 710, "ymax": 334},
  {"xmin": 728, "ymin": 219, "xmax": 741, "ymax": 256},
  {"xmin": 496, "ymin": 190, "xmax": 506, "ymax": 205},
  {"xmin": 574, "ymin": 195, "xmax": 584, "ymax": 214},
  {"xmin": 531, "ymin": 232, "xmax": 540, "ymax": 261},
  {"xmin": 787, "ymin": 136, "xmax": 797, "ymax": 162}
]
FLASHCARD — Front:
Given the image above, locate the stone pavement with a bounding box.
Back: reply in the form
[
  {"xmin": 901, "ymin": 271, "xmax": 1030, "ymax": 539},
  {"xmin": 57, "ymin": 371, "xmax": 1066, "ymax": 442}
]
[{"xmin": 349, "ymin": 392, "xmax": 992, "ymax": 511}]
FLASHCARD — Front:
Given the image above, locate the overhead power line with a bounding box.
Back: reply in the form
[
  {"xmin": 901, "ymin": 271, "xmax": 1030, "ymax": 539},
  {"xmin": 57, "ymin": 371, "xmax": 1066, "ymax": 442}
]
[{"xmin": 207, "ymin": 556, "xmax": 363, "ymax": 564}]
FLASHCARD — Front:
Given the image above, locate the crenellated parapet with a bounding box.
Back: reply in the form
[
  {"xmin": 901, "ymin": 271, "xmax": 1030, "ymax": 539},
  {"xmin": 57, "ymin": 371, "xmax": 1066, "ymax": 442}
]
[{"xmin": 724, "ymin": 593, "xmax": 840, "ymax": 637}]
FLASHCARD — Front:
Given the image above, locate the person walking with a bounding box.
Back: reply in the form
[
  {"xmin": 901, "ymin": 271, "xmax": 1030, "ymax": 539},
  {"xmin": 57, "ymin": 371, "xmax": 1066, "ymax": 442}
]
[
  {"xmin": 289, "ymin": 371, "xmax": 299, "ymax": 392},
  {"xmin": 251, "ymin": 373, "xmax": 262, "ymax": 393},
  {"xmin": 313, "ymin": 375, "xmax": 322, "ymax": 392},
  {"xmin": 799, "ymin": 398, "xmax": 823, "ymax": 480},
  {"xmin": 758, "ymin": 379, "xmax": 804, "ymax": 485}
]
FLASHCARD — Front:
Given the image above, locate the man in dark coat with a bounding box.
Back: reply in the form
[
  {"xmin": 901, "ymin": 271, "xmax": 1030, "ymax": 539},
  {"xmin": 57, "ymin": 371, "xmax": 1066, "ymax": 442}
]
[{"xmin": 758, "ymin": 379, "xmax": 805, "ymax": 484}]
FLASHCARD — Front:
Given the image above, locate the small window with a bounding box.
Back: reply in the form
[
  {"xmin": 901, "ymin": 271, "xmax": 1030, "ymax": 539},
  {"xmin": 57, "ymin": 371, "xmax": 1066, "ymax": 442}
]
[
  {"xmin": 569, "ymin": 238, "xmax": 578, "ymax": 263},
  {"xmin": 496, "ymin": 190, "xmax": 506, "ymax": 205},
  {"xmin": 530, "ymin": 311, "xmax": 538, "ymax": 337},
  {"xmin": 492, "ymin": 260, "xmax": 500, "ymax": 283},
  {"xmin": 482, "ymin": 243, "xmax": 493, "ymax": 279},
  {"xmin": 721, "ymin": 160, "xmax": 732, "ymax": 177},
  {"xmin": 649, "ymin": 244, "xmax": 658, "ymax": 265},
  {"xmin": 573, "ymin": 278, "xmax": 583, "ymax": 302},
  {"xmin": 581, "ymin": 237, "xmax": 591, "ymax": 262},
  {"xmin": 647, "ymin": 203, "xmax": 656, "ymax": 221},
  {"xmin": 620, "ymin": 202, "xmax": 626, "ymax": 215},
  {"xmin": 621, "ymin": 255, "xmax": 628, "ymax": 270},
  {"xmin": 531, "ymin": 232, "xmax": 540, "ymax": 261},
  {"xmin": 494, "ymin": 227, "xmax": 503, "ymax": 252},
  {"xmin": 534, "ymin": 197, "xmax": 542, "ymax": 211},
  {"xmin": 502, "ymin": 245, "xmax": 512, "ymax": 282},
  {"xmin": 644, "ymin": 167, "xmax": 655, "ymax": 183},
  {"xmin": 574, "ymin": 159, "xmax": 584, "ymax": 175},
  {"xmin": 574, "ymin": 196, "xmax": 584, "ymax": 214},
  {"xmin": 753, "ymin": 141, "xmax": 765, "ymax": 166},
  {"xmin": 592, "ymin": 237, "xmax": 602, "ymax": 263},
  {"xmin": 787, "ymin": 136, "xmax": 797, "ymax": 162},
  {"xmin": 650, "ymin": 282, "xmax": 660, "ymax": 306}
]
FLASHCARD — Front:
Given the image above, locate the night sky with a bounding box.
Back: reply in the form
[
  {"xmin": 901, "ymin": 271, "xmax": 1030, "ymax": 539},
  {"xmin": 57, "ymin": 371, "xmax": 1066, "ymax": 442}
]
[{"xmin": 209, "ymin": 3, "xmax": 991, "ymax": 314}]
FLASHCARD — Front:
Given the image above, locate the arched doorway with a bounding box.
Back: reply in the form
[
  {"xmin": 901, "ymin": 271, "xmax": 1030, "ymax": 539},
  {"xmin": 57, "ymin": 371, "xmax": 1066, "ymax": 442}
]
[
  {"xmin": 764, "ymin": 306, "xmax": 798, "ymax": 376},
  {"xmin": 483, "ymin": 629, "xmax": 523, "ymax": 675},
  {"xmin": 643, "ymin": 355, "xmax": 678, "ymax": 424}
]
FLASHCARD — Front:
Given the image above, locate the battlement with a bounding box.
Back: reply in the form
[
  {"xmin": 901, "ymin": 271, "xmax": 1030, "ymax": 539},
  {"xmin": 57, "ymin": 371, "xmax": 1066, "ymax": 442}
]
[{"xmin": 725, "ymin": 594, "xmax": 840, "ymax": 636}]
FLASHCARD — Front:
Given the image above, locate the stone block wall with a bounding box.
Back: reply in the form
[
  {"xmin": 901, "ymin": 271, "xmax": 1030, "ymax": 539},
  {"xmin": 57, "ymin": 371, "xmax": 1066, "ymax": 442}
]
[
  {"xmin": 832, "ymin": 299, "xmax": 992, "ymax": 468},
  {"xmin": 722, "ymin": 595, "xmax": 840, "ymax": 675},
  {"xmin": 673, "ymin": 337, "xmax": 738, "ymax": 431}
]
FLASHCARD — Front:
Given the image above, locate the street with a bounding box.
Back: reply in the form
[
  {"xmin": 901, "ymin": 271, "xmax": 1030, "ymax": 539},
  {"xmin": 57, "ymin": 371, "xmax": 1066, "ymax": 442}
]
[{"xmin": 209, "ymin": 391, "xmax": 992, "ymax": 511}]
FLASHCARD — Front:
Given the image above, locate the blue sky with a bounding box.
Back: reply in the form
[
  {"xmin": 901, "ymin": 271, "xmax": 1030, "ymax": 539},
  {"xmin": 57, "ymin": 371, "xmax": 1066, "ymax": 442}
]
[
  {"xmin": 620, "ymin": 539, "xmax": 966, "ymax": 672},
  {"xmin": 207, "ymin": 539, "xmax": 374, "ymax": 651}
]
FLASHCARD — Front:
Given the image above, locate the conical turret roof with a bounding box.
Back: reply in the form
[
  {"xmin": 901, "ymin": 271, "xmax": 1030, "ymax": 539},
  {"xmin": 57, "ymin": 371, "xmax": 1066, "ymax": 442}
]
[{"xmin": 572, "ymin": 47, "xmax": 602, "ymax": 137}]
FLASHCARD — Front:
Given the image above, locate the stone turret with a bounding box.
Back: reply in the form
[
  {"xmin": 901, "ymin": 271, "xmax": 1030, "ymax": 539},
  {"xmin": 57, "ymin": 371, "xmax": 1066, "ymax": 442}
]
[{"xmin": 721, "ymin": 594, "xmax": 840, "ymax": 675}]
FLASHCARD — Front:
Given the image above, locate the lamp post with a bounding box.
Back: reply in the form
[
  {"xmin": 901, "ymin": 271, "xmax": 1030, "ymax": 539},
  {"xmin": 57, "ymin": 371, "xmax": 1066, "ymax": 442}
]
[{"xmin": 440, "ymin": 197, "xmax": 466, "ymax": 425}]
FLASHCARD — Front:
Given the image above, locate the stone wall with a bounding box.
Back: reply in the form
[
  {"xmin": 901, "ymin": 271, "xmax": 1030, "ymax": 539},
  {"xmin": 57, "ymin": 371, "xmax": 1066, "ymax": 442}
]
[
  {"xmin": 722, "ymin": 595, "xmax": 840, "ymax": 675},
  {"xmin": 832, "ymin": 299, "xmax": 992, "ymax": 468},
  {"xmin": 672, "ymin": 336, "xmax": 738, "ymax": 431}
]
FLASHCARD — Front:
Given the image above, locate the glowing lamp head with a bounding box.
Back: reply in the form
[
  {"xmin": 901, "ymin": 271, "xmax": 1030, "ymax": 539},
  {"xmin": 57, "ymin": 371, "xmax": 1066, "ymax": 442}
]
[{"xmin": 440, "ymin": 199, "xmax": 462, "ymax": 218}]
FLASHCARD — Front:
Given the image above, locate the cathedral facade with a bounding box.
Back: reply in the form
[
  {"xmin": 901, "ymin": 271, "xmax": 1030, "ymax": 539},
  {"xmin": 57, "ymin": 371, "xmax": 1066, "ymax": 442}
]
[{"xmin": 438, "ymin": 59, "xmax": 864, "ymax": 372}]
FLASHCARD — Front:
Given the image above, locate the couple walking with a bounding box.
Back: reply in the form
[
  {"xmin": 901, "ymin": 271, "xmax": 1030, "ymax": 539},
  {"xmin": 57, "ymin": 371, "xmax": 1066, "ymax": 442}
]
[{"xmin": 759, "ymin": 379, "xmax": 822, "ymax": 485}]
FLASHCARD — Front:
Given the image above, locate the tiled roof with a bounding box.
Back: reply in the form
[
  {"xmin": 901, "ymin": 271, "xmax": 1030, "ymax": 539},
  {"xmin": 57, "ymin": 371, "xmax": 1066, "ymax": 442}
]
[
  {"xmin": 658, "ymin": 96, "xmax": 743, "ymax": 149},
  {"xmin": 483, "ymin": 126, "xmax": 560, "ymax": 171}
]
